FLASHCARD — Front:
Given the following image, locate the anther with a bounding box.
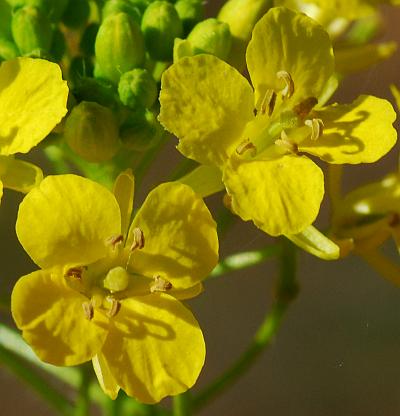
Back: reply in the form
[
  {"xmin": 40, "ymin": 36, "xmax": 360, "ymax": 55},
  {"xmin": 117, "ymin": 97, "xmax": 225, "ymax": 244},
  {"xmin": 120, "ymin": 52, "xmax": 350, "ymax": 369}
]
[
  {"xmin": 293, "ymin": 97, "xmax": 318, "ymax": 119},
  {"xmin": 65, "ymin": 267, "xmax": 84, "ymax": 279},
  {"xmin": 130, "ymin": 227, "xmax": 145, "ymax": 251},
  {"xmin": 260, "ymin": 89, "xmax": 277, "ymax": 116},
  {"xmin": 236, "ymin": 139, "xmax": 257, "ymax": 156},
  {"xmin": 105, "ymin": 234, "xmax": 124, "ymax": 249},
  {"xmin": 82, "ymin": 301, "xmax": 94, "ymax": 320},
  {"xmin": 106, "ymin": 297, "xmax": 121, "ymax": 318},
  {"xmin": 150, "ymin": 275, "xmax": 173, "ymax": 293},
  {"xmin": 305, "ymin": 118, "xmax": 324, "ymax": 141},
  {"xmin": 223, "ymin": 193, "xmax": 232, "ymax": 210},
  {"xmin": 277, "ymin": 71, "xmax": 294, "ymax": 99},
  {"xmin": 274, "ymin": 130, "xmax": 299, "ymax": 154}
]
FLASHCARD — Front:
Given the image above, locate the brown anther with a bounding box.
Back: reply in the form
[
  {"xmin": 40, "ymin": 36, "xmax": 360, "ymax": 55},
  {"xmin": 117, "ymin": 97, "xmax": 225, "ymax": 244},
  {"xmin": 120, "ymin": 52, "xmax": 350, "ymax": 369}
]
[
  {"xmin": 236, "ymin": 139, "xmax": 257, "ymax": 156},
  {"xmin": 277, "ymin": 70, "xmax": 294, "ymax": 99},
  {"xmin": 106, "ymin": 298, "xmax": 121, "ymax": 318},
  {"xmin": 274, "ymin": 130, "xmax": 299, "ymax": 154},
  {"xmin": 305, "ymin": 118, "xmax": 324, "ymax": 141},
  {"xmin": 150, "ymin": 275, "xmax": 173, "ymax": 293},
  {"xmin": 82, "ymin": 301, "xmax": 94, "ymax": 320},
  {"xmin": 106, "ymin": 234, "xmax": 124, "ymax": 249},
  {"xmin": 130, "ymin": 227, "xmax": 145, "ymax": 251},
  {"xmin": 260, "ymin": 89, "xmax": 277, "ymax": 116},
  {"xmin": 223, "ymin": 193, "xmax": 232, "ymax": 210},
  {"xmin": 293, "ymin": 97, "xmax": 318, "ymax": 119},
  {"xmin": 65, "ymin": 267, "xmax": 84, "ymax": 279}
]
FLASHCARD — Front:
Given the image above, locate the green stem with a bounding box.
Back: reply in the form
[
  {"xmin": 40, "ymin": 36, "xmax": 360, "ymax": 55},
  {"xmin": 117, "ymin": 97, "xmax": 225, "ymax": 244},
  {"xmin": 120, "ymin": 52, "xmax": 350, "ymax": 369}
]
[
  {"xmin": 210, "ymin": 243, "xmax": 281, "ymax": 279},
  {"xmin": 173, "ymin": 393, "xmax": 192, "ymax": 416},
  {"xmin": 192, "ymin": 238, "xmax": 298, "ymax": 411},
  {"xmin": 0, "ymin": 344, "xmax": 74, "ymax": 416},
  {"xmin": 75, "ymin": 366, "xmax": 91, "ymax": 416}
]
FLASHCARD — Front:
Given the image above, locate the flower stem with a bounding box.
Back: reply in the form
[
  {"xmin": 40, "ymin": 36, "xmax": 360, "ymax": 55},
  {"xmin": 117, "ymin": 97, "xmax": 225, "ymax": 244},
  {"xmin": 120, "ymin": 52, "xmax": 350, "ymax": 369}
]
[
  {"xmin": 209, "ymin": 243, "xmax": 281, "ymax": 279},
  {"xmin": 173, "ymin": 393, "xmax": 192, "ymax": 416},
  {"xmin": 0, "ymin": 344, "xmax": 74, "ymax": 416},
  {"xmin": 192, "ymin": 238, "xmax": 298, "ymax": 411},
  {"xmin": 75, "ymin": 366, "xmax": 91, "ymax": 416}
]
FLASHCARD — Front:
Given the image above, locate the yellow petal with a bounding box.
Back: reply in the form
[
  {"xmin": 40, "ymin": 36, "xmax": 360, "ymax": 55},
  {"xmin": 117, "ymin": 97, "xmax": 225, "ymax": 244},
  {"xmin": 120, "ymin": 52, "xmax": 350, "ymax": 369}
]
[
  {"xmin": 0, "ymin": 57, "xmax": 68, "ymax": 156},
  {"xmin": 92, "ymin": 354, "xmax": 120, "ymax": 400},
  {"xmin": 170, "ymin": 282, "xmax": 204, "ymax": 300},
  {"xmin": 159, "ymin": 54, "xmax": 254, "ymax": 167},
  {"xmin": 11, "ymin": 269, "xmax": 108, "ymax": 366},
  {"xmin": 0, "ymin": 155, "xmax": 42, "ymax": 193},
  {"xmin": 223, "ymin": 155, "xmax": 324, "ymax": 236},
  {"xmin": 101, "ymin": 294, "xmax": 205, "ymax": 403},
  {"xmin": 300, "ymin": 95, "xmax": 397, "ymax": 164},
  {"xmin": 113, "ymin": 169, "xmax": 134, "ymax": 239},
  {"xmin": 246, "ymin": 7, "xmax": 334, "ymax": 109},
  {"xmin": 286, "ymin": 225, "xmax": 340, "ymax": 260},
  {"xmin": 178, "ymin": 164, "xmax": 224, "ymax": 197},
  {"xmin": 16, "ymin": 175, "xmax": 121, "ymax": 269},
  {"xmin": 127, "ymin": 182, "xmax": 218, "ymax": 290}
]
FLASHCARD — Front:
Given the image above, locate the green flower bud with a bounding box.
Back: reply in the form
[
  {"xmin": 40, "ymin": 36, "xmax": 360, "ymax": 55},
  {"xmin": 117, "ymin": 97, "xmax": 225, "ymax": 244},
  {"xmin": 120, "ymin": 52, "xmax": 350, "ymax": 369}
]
[
  {"xmin": 174, "ymin": 0, "xmax": 204, "ymax": 35},
  {"xmin": 0, "ymin": 0, "xmax": 12, "ymax": 40},
  {"xmin": 80, "ymin": 23, "xmax": 99, "ymax": 56},
  {"xmin": 69, "ymin": 56, "xmax": 94, "ymax": 87},
  {"xmin": 73, "ymin": 77, "xmax": 119, "ymax": 110},
  {"xmin": 118, "ymin": 68, "xmax": 157, "ymax": 110},
  {"xmin": 50, "ymin": 27, "xmax": 66, "ymax": 62},
  {"xmin": 172, "ymin": 37, "xmax": 192, "ymax": 62},
  {"xmin": 0, "ymin": 37, "xmax": 18, "ymax": 60},
  {"xmin": 64, "ymin": 101, "xmax": 121, "ymax": 163},
  {"xmin": 141, "ymin": 1, "xmax": 183, "ymax": 61},
  {"xmin": 11, "ymin": 6, "xmax": 52, "ymax": 56},
  {"xmin": 102, "ymin": 0, "xmax": 141, "ymax": 24},
  {"xmin": 61, "ymin": 0, "xmax": 90, "ymax": 29},
  {"xmin": 120, "ymin": 109, "xmax": 162, "ymax": 151},
  {"xmin": 95, "ymin": 12, "xmax": 145, "ymax": 84},
  {"xmin": 11, "ymin": 0, "xmax": 69, "ymax": 22},
  {"xmin": 218, "ymin": 0, "xmax": 272, "ymax": 70},
  {"xmin": 187, "ymin": 18, "xmax": 232, "ymax": 60}
]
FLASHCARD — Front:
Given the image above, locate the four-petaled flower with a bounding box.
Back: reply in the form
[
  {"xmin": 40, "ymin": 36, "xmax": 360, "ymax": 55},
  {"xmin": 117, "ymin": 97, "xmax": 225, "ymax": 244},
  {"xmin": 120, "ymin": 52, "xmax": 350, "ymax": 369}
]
[
  {"xmin": 0, "ymin": 57, "xmax": 68, "ymax": 202},
  {"xmin": 11, "ymin": 171, "xmax": 218, "ymax": 403},
  {"xmin": 159, "ymin": 7, "xmax": 397, "ymax": 237}
]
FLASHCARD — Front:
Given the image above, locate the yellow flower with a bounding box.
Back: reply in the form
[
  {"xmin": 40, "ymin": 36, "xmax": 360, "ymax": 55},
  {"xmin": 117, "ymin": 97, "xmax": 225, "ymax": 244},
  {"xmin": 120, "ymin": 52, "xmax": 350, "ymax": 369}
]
[
  {"xmin": 11, "ymin": 171, "xmax": 218, "ymax": 403},
  {"xmin": 159, "ymin": 7, "xmax": 397, "ymax": 237},
  {"xmin": 0, "ymin": 57, "xmax": 68, "ymax": 202},
  {"xmin": 331, "ymin": 172, "xmax": 400, "ymax": 286}
]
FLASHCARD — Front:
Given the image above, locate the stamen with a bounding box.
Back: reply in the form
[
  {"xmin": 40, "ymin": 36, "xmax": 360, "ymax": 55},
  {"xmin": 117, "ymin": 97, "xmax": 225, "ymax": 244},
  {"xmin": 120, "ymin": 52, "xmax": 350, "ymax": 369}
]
[
  {"xmin": 105, "ymin": 234, "xmax": 124, "ymax": 249},
  {"xmin": 260, "ymin": 89, "xmax": 277, "ymax": 116},
  {"xmin": 130, "ymin": 228, "xmax": 145, "ymax": 251},
  {"xmin": 277, "ymin": 71, "xmax": 294, "ymax": 99},
  {"xmin": 305, "ymin": 118, "xmax": 324, "ymax": 141},
  {"xmin": 236, "ymin": 139, "xmax": 257, "ymax": 156},
  {"xmin": 82, "ymin": 301, "xmax": 94, "ymax": 320},
  {"xmin": 223, "ymin": 193, "xmax": 232, "ymax": 210},
  {"xmin": 65, "ymin": 267, "xmax": 84, "ymax": 279},
  {"xmin": 293, "ymin": 97, "xmax": 318, "ymax": 119},
  {"xmin": 106, "ymin": 297, "xmax": 121, "ymax": 318},
  {"xmin": 150, "ymin": 275, "xmax": 173, "ymax": 293},
  {"xmin": 274, "ymin": 130, "xmax": 299, "ymax": 154}
]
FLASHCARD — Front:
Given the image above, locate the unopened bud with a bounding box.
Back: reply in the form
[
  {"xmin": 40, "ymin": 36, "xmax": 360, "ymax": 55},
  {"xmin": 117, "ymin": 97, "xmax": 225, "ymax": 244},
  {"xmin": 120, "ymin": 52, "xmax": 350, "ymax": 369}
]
[
  {"xmin": 120, "ymin": 109, "xmax": 162, "ymax": 151},
  {"xmin": 95, "ymin": 12, "xmax": 145, "ymax": 84},
  {"xmin": 61, "ymin": 0, "xmax": 90, "ymax": 29},
  {"xmin": 187, "ymin": 18, "xmax": 232, "ymax": 60},
  {"xmin": 12, "ymin": 6, "xmax": 52, "ymax": 56},
  {"xmin": 73, "ymin": 77, "xmax": 119, "ymax": 110},
  {"xmin": 118, "ymin": 68, "xmax": 158, "ymax": 110},
  {"xmin": 141, "ymin": 1, "xmax": 183, "ymax": 61},
  {"xmin": 174, "ymin": 0, "xmax": 204, "ymax": 35},
  {"xmin": 64, "ymin": 101, "xmax": 121, "ymax": 162},
  {"xmin": 12, "ymin": 0, "xmax": 69, "ymax": 22},
  {"xmin": 102, "ymin": 0, "xmax": 141, "ymax": 24}
]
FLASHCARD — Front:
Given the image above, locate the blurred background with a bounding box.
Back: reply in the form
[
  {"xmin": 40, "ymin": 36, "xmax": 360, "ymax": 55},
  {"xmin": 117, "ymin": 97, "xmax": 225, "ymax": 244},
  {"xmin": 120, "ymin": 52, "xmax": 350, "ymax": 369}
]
[{"xmin": 2, "ymin": 1, "xmax": 400, "ymax": 415}]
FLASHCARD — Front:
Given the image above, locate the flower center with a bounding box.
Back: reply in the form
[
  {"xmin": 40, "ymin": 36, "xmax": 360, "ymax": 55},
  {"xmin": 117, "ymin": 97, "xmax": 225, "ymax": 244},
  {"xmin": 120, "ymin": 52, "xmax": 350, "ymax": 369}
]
[{"xmin": 64, "ymin": 227, "xmax": 172, "ymax": 320}]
